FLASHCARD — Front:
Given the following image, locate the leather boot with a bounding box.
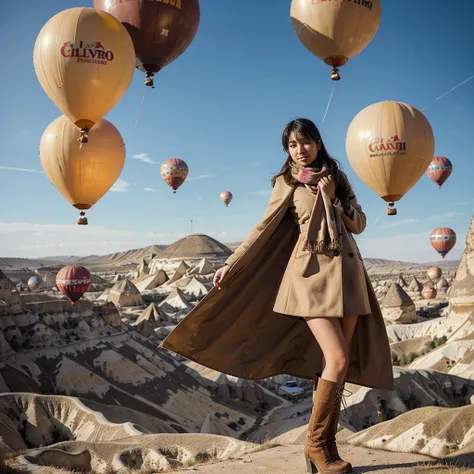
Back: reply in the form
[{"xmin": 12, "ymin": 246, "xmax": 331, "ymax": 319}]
[
  {"xmin": 305, "ymin": 378, "xmax": 352, "ymax": 473},
  {"xmin": 313, "ymin": 376, "xmax": 352, "ymax": 470}
]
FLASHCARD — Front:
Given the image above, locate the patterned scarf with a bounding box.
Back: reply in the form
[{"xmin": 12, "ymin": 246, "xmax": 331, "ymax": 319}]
[{"xmin": 290, "ymin": 162, "xmax": 342, "ymax": 254}]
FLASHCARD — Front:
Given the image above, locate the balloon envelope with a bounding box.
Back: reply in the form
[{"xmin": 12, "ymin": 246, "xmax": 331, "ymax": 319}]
[
  {"xmin": 33, "ymin": 7, "xmax": 135, "ymax": 132},
  {"xmin": 346, "ymin": 101, "xmax": 435, "ymax": 212},
  {"xmin": 40, "ymin": 116, "xmax": 126, "ymax": 215},
  {"xmin": 94, "ymin": 0, "xmax": 200, "ymax": 79},
  {"xmin": 422, "ymin": 284, "xmax": 437, "ymax": 300},
  {"xmin": 290, "ymin": 0, "xmax": 381, "ymax": 78},
  {"xmin": 220, "ymin": 191, "xmax": 233, "ymax": 207},
  {"xmin": 28, "ymin": 276, "xmax": 42, "ymax": 292},
  {"xmin": 56, "ymin": 265, "xmax": 91, "ymax": 304},
  {"xmin": 430, "ymin": 227, "xmax": 456, "ymax": 259},
  {"xmin": 426, "ymin": 156, "xmax": 453, "ymax": 188},
  {"xmin": 427, "ymin": 266, "xmax": 442, "ymax": 281},
  {"xmin": 160, "ymin": 159, "xmax": 188, "ymax": 192}
]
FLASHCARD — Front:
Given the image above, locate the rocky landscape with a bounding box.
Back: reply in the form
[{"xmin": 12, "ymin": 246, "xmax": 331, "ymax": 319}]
[{"xmin": 0, "ymin": 216, "xmax": 473, "ymax": 473}]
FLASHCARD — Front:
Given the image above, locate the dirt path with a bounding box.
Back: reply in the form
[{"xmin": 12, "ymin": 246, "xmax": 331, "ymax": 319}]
[{"xmin": 172, "ymin": 444, "xmax": 440, "ymax": 473}]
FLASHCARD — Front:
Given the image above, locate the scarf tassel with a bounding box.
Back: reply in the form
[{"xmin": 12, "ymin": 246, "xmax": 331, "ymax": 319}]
[{"xmin": 303, "ymin": 239, "xmax": 342, "ymax": 254}]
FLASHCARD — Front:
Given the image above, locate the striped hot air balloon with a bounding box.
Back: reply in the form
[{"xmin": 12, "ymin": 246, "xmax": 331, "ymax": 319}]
[
  {"xmin": 56, "ymin": 265, "xmax": 91, "ymax": 304},
  {"xmin": 426, "ymin": 156, "xmax": 453, "ymax": 188},
  {"xmin": 28, "ymin": 275, "xmax": 42, "ymax": 292},
  {"xmin": 160, "ymin": 158, "xmax": 188, "ymax": 193},
  {"xmin": 430, "ymin": 227, "xmax": 456, "ymax": 259}
]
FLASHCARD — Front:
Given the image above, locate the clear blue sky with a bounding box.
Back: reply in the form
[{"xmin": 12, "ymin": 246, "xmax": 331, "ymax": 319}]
[{"xmin": 0, "ymin": 0, "xmax": 473, "ymax": 261}]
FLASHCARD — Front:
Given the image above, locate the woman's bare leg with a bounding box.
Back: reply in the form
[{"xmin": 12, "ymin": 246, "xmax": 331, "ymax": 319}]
[
  {"xmin": 339, "ymin": 315, "xmax": 359, "ymax": 380},
  {"xmin": 306, "ymin": 317, "xmax": 348, "ymax": 384}
]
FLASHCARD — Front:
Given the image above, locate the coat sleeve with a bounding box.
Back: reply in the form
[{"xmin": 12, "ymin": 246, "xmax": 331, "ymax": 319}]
[
  {"xmin": 225, "ymin": 177, "xmax": 291, "ymax": 268},
  {"xmin": 333, "ymin": 178, "xmax": 366, "ymax": 235}
]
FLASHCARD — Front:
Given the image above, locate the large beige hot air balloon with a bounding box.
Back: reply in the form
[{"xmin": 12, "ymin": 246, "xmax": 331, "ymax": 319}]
[
  {"xmin": 40, "ymin": 115, "xmax": 126, "ymax": 224},
  {"xmin": 346, "ymin": 101, "xmax": 435, "ymax": 215},
  {"xmin": 290, "ymin": 0, "xmax": 381, "ymax": 80},
  {"xmin": 34, "ymin": 8, "xmax": 135, "ymax": 143}
]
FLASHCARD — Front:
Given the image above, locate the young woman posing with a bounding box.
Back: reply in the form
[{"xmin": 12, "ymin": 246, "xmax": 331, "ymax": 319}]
[{"xmin": 161, "ymin": 118, "xmax": 394, "ymax": 474}]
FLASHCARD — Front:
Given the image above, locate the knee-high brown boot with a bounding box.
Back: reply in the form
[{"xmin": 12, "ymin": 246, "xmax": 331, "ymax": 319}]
[
  {"xmin": 313, "ymin": 376, "xmax": 352, "ymax": 471},
  {"xmin": 305, "ymin": 378, "xmax": 352, "ymax": 473}
]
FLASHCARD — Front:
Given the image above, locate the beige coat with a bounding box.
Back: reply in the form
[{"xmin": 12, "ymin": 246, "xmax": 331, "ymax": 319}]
[{"xmin": 160, "ymin": 175, "xmax": 394, "ymax": 390}]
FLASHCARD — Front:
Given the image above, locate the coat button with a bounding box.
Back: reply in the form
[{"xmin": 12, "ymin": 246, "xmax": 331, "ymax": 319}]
[{"xmin": 348, "ymin": 252, "xmax": 354, "ymax": 258}]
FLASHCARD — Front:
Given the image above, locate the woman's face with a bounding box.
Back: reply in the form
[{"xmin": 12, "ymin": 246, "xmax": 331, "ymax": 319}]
[{"xmin": 288, "ymin": 131, "xmax": 320, "ymax": 167}]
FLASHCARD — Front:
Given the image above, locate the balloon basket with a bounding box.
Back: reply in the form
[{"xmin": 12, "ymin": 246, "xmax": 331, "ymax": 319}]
[
  {"xmin": 145, "ymin": 71, "xmax": 155, "ymax": 88},
  {"xmin": 78, "ymin": 128, "xmax": 89, "ymax": 144},
  {"xmin": 77, "ymin": 211, "xmax": 88, "ymax": 225},
  {"xmin": 331, "ymin": 66, "xmax": 341, "ymax": 81},
  {"xmin": 387, "ymin": 202, "xmax": 397, "ymax": 216}
]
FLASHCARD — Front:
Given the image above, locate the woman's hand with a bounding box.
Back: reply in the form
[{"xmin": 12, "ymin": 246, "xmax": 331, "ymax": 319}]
[
  {"xmin": 213, "ymin": 265, "xmax": 230, "ymax": 287},
  {"xmin": 319, "ymin": 175, "xmax": 336, "ymax": 201}
]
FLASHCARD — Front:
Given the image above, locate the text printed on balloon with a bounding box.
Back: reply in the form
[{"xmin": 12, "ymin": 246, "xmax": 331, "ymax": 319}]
[
  {"xmin": 60, "ymin": 41, "xmax": 114, "ymax": 66},
  {"xmin": 312, "ymin": 0, "xmax": 373, "ymax": 11},
  {"xmin": 155, "ymin": 0, "xmax": 182, "ymax": 9},
  {"xmin": 368, "ymin": 136, "xmax": 407, "ymax": 157}
]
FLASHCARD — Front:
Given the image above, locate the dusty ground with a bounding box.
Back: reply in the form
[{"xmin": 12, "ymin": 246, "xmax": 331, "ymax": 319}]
[{"xmin": 169, "ymin": 443, "xmax": 466, "ymax": 474}]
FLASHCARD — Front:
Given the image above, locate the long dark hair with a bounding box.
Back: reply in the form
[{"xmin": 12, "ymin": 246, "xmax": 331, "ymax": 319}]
[{"xmin": 271, "ymin": 118, "xmax": 350, "ymax": 201}]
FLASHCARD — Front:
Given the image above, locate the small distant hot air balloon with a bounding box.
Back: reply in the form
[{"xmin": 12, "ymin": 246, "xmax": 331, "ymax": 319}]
[
  {"xmin": 427, "ymin": 266, "xmax": 442, "ymax": 282},
  {"xmin": 40, "ymin": 116, "xmax": 126, "ymax": 224},
  {"xmin": 160, "ymin": 159, "xmax": 188, "ymax": 193},
  {"xmin": 220, "ymin": 191, "xmax": 233, "ymax": 207},
  {"xmin": 290, "ymin": 0, "xmax": 381, "ymax": 80},
  {"xmin": 33, "ymin": 8, "xmax": 135, "ymax": 142},
  {"xmin": 346, "ymin": 101, "xmax": 435, "ymax": 215},
  {"xmin": 94, "ymin": 0, "xmax": 200, "ymax": 87},
  {"xmin": 28, "ymin": 275, "xmax": 42, "ymax": 292},
  {"xmin": 422, "ymin": 284, "xmax": 437, "ymax": 300},
  {"xmin": 56, "ymin": 265, "xmax": 91, "ymax": 304},
  {"xmin": 430, "ymin": 227, "xmax": 456, "ymax": 259},
  {"xmin": 426, "ymin": 156, "xmax": 453, "ymax": 188}
]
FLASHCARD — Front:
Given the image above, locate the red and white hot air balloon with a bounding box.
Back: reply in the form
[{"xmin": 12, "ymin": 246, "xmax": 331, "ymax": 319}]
[
  {"xmin": 426, "ymin": 156, "xmax": 453, "ymax": 188},
  {"xmin": 430, "ymin": 227, "xmax": 456, "ymax": 259},
  {"xmin": 220, "ymin": 191, "xmax": 233, "ymax": 207},
  {"xmin": 56, "ymin": 265, "xmax": 91, "ymax": 304}
]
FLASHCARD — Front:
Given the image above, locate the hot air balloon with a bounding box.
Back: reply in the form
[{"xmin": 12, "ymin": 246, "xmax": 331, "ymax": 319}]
[
  {"xmin": 28, "ymin": 275, "xmax": 42, "ymax": 292},
  {"xmin": 220, "ymin": 191, "xmax": 233, "ymax": 207},
  {"xmin": 56, "ymin": 265, "xmax": 91, "ymax": 304},
  {"xmin": 160, "ymin": 159, "xmax": 188, "ymax": 193},
  {"xmin": 290, "ymin": 0, "xmax": 381, "ymax": 80},
  {"xmin": 427, "ymin": 266, "xmax": 442, "ymax": 282},
  {"xmin": 33, "ymin": 8, "xmax": 135, "ymax": 143},
  {"xmin": 422, "ymin": 284, "xmax": 437, "ymax": 300},
  {"xmin": 426, "ymin": 156, "xmax": 453, "ymax": 188},
  {"xmin": 346, "ymin": 101, "xmax": 435, "ymax": 215},
  {"xmin": 430, "ymin": 227, "xmax": 456, "ymax": 259},
  {"xmin": 40, "ymin": 116, "xmax": 125, "ymax": 224},
  {"xmin": 94, "ymin": 0, "xmax": 200, "ymax": 88},
  {"xmin": 435, "ymin": 278, "xmax": 450, "ymax": 294}
]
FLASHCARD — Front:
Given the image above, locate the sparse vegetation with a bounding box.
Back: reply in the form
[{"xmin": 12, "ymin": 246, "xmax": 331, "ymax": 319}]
[
  {"xmin": 250, "ymin": 441, "xmax": 282, "ymax": 453},
  {"xmin": 393, "ymin": 335, "xmax": 449, "ymax": 366}
]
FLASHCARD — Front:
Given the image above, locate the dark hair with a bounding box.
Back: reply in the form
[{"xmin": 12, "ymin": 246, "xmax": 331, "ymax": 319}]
[{"xmin": 271, "ymin": 118, "xmax": 350, "ymax": 201}]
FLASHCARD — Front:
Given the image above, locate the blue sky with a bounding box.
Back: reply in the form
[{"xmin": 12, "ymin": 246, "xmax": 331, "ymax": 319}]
[{"xmin": 0, "ymin": 0, "xmax": 473, "ymax": 261}]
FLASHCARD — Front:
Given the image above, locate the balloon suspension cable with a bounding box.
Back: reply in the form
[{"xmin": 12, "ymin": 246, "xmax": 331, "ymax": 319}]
[
  {"xmin": 145, "ymin": 71, "xmax": 155, "ymax": 88},
  {"xmin": 321, "ymin": 82, "xmax": 336, "ymax": 126},
  {"xmin": 77, "ymin": 211, "xmax": 88, "ymax": 226},
  {"xmin": 331, "ymin": 65, "xmax": 341, "ymax": 81},
  {"xmin": 387, "ymin": 202, "xmax": 397, "ymax": 216},
  {"xmin": 78, "ymin": 128, "xmax": 89, "ymax": 144},
  {"xmin": 134, "ymin": 86, "xmax": 149, "ymax": 130}
]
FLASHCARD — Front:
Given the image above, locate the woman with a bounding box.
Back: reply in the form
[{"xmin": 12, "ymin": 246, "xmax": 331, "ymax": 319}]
[{"xmin": 160, "ymin": 118, "xmax": 394, "ymax": 474}]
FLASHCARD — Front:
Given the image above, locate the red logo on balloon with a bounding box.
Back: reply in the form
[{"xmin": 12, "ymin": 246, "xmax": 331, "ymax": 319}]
[
  {"xmin": 60, "ymin": 41, "xmax": 114, "ymax": 66},
  {"xmin": 368, "ymin": 135, "xmax": 406, "ymax": 157}
]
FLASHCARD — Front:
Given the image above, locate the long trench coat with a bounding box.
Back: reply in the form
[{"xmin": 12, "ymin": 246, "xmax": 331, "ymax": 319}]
[{"xmin": 160, "ymin": 176, "xmax": 395, "ymax": 390}]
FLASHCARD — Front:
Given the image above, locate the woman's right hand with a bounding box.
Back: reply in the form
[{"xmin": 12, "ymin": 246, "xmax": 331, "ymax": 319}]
[{"xmin": 213, "ymin": 265, "xmax": 230, "ymax": 287}]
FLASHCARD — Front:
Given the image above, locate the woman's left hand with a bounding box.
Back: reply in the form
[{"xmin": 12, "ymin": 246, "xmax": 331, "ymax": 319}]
[{"xmin": 319, "ymin": 175, "xmax": 336, "ymax": 201}]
